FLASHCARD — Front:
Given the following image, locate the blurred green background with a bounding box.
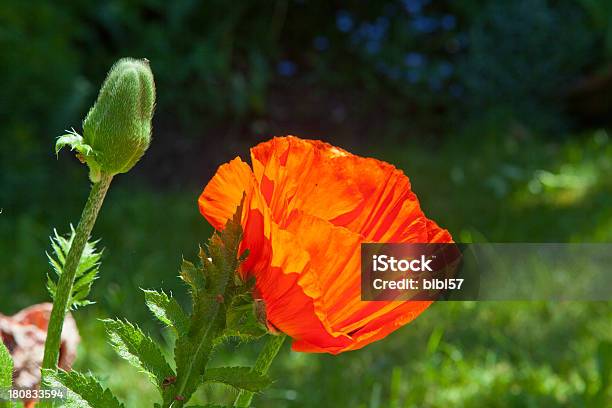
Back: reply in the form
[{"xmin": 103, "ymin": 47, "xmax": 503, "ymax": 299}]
[{"xmin": 1, "ymin": 0, "xmax": 610, "ymax": 406}]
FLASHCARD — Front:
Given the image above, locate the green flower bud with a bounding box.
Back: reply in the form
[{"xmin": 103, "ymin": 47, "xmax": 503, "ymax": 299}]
[{"xmin": 57, "ymin": 58, "xmax": 155, "ymax": 181}]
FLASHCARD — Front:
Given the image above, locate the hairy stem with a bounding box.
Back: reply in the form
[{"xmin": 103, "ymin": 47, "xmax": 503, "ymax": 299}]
[
  {"xmin": 168, "ymin": 303, "xmax": 222, "ymax": 408},
  {"xmin": 40, "ymin": 173, "xmax": 113, "ymax": 394},
  {"xmin": 234, "ymin": 334, "xmax": 286, "ymax": 407}
]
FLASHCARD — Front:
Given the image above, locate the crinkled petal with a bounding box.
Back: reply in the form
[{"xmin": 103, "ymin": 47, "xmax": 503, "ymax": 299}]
[{"xmin": 198, "ymin": 136, "xmax": 453, "ymax": 354}]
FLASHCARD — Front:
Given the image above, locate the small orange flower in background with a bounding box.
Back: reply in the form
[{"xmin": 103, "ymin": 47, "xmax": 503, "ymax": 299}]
[{"xmin": 199, "ymin": 136, "xmax": 452, "ymax": 354}]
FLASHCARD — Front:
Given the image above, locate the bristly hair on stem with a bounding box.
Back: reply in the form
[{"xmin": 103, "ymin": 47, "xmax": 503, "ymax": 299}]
[{"xmin": 40, "ymin": 172, "xmax": 113, "ymax": 408}]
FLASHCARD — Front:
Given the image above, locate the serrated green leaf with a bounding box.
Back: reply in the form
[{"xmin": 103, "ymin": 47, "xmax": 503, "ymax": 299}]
[
  {"xmin": 179, "ymin": 258, "xmax": 205, "ymax": 293},
  {"xmin": 204, "ymin": 367, "xmax": 271, "ymax": 393},
  {"xmin": 103, "ymin": 319, "xmax": 174, "ymax": 389},
  {"xmin": 56, "ymin": 129, "xmax": 93, "ymax": 156},
  {"xmin": 143, "ymin": 289, "xmax": 189, "ymax": 336},
  {"xmin": 172, "ymin": 203, "xmax": 245, "ymax": 406},
  {"xmin": 47, "ymin": 227, "xmax": 102, "ymax": 310},
  {"xmin": 220, "ymin": 290, "xmax": 266, "ymax": 343},
  {"xmin": 42, "ymin": 369, "xmax": 124, "ymax": 408},
  {"xmin": 179, "ymin": 259, "xmax": 211, "ymax": 329}
]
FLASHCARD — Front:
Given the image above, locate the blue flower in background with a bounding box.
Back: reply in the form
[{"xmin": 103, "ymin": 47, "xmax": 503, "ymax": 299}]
[
  {"xmin": 313, "ymin": 36, "xmax": 329, "ymax": 51},
  {"xmin": 277, "ymin": 60, "xmax": 297, "ymax": 77},
  {"xmin": 438, "ymin": 61, "xmax": 454, "ymax": 78},
  {"xmin": 404, "ymin": 52, "xmax": 425, "ymax": 68},
  {"xmin": 402, "ymin": 0, "xmax": 426, "ymax": 14},
  {"xmin": 331, "ymin": 4, "xmax": 456, "ymax": 92},
  {"xmin": 351, "ymin": 18, "xmax": 388, "ymax": 55},
  {"xmin": 441, "ymin": 15, "xmax": 456, "ymax": 31},
  {"xmin": 336, "ymin": 11, "xmax": 354, "ymax": 33},
  {"xmin": 412, "ymin": 16, "xmax": 438, "ymax": 33},
  {"xmin": 356, "ymin": 20, "xmax": 387, "ymax": 42}
]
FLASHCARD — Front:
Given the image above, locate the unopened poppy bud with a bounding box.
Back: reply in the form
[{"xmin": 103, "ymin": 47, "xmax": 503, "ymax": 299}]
[
  {"xmin": 84, "ymin": 57, "xmax": 155, "ymax": 178},
  {"xmin": 57, "ymin": 58, "xmax": 155, "ymax": 181}
]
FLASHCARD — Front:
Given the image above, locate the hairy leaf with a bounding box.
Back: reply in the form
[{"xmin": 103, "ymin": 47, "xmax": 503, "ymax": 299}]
[
  {"xmin": 143, "ymin": 289, "xmax": 189, "ymax": 336},
  {"xmin": 179, "ymin": 259, "xmax": 205, "ymax": 298},
  {"xmin": 42, "ymin": 369, "xmax": 124, "ymax": 408},
  {"xmin": 46, "ymin": 227, "xmax": 102, "ymax": 309},
  {"xmin": 172, "ymin": 204, "xmax": 245, "ymax": 406},
  {"xmin": 103, "ymin": 319, "xmax": 174, "ymax": 389},
  {"xmin": 220, "ymin": 286, "xmax": 266, "ymax": 343},
  {"xmin": 56, "ymin": 129, "xmax": 93, "ymax": 156},
  {"xmin": 204, "ymin": 367, "xmax": 271, "ymax": 392}
]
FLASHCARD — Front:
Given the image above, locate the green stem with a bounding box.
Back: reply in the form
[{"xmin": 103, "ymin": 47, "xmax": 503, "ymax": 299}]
[
  {"xmin": 167, "ymin": 304, "xmax": 222, "ymax": 408},
  {"xmin": 40, "ymin": 174, "xmax": 113, "ymax": 386},
  {"xmin": 235, "ymin": 334, "xmax": 286, "ymax": 407}
]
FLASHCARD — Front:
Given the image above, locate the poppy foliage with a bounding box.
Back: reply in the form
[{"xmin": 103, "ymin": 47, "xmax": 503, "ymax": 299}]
[{"xmin": 199, "ymin": 136, "xmax": 452, "ymax": 354}]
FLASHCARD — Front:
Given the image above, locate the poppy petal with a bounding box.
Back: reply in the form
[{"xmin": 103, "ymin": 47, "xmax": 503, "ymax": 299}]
[{"xmin": 198, "ymin": 136, "xmax": 453, "ymax": 354}]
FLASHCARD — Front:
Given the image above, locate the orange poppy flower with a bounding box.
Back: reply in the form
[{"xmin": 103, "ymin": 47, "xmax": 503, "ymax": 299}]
[{"xmin": 198, "ymin": 136, "xmax": 452, "ymax": 354}]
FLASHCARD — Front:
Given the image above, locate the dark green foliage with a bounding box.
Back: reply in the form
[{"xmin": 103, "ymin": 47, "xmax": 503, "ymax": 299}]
[
  {"xmin": 457, "ymin": 0, "xmax": 593, "ymax": 129},
  {"xmin": 0, "ymin": 1, "xmax": 84, "ymax": 211},
  {"xmin": 578, "ymin": 0, "xmax": 612, "ymax": 60},
  {"xmin": 2, "ymin": 0, "xmax": 610, "ymax": 226},
  {"xmin": 2, "ymin": 0, "xmax": 607, "ymax": 158}
]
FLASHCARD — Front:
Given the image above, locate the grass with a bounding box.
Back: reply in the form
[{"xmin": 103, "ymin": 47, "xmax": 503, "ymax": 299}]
[{"xmin": 0, "ymin": 126, "xmax": 610, "ymax": 407}]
